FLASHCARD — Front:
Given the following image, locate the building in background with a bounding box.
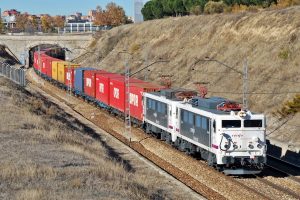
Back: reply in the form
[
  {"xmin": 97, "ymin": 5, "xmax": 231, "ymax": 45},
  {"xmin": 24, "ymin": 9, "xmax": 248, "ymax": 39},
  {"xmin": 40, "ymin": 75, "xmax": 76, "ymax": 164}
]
[
  {"xmin": 1, "ymin": 9, "xmax": 20, "ymax": 29},
  {"xmin": 134, "ymin": 0, "xmax": 144, "ymax": 23}
]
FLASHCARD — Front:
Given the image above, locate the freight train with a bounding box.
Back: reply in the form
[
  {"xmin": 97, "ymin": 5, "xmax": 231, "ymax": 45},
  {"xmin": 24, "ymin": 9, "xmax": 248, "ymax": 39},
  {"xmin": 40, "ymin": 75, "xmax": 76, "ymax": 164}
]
[{"xmin": 33, "ymin": 48, "xmax": 267, "ymax": 175}]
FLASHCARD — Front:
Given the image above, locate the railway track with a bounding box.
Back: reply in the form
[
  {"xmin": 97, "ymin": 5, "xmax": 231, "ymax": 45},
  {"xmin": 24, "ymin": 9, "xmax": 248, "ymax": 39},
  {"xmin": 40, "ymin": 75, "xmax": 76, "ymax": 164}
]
[
  {"xmin": 266, "ymin": 154, "xmax": 300, "ymax": 184},
  {"xmin": 26, "ymin": 68, "xmax": 297, "ymax": 200},
  {"xmin": 26, "ymin": 70, "xmax": 226, "ymax": 199},
  {"xmin": 234, "ymin": 155, "xmax": 300, "ymax": 200}
]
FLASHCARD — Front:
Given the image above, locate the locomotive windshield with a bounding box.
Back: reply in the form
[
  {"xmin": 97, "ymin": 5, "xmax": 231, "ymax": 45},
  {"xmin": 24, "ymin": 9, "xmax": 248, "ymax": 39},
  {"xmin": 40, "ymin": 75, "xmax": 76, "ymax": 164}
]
[
  {"xmin": 244, "ymin": 120, "xmax": 263, "ymax": 127},
  {"xmin": 222, "ymin": 120, "xmax": 241, "ymax": 128}
]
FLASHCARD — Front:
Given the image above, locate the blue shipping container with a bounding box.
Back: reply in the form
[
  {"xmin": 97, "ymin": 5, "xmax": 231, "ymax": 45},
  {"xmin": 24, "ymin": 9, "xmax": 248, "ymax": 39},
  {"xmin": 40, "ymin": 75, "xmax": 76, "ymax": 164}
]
[{"xmin": 74, "ymin": 67, "xmax": 96, "ymax": 94}]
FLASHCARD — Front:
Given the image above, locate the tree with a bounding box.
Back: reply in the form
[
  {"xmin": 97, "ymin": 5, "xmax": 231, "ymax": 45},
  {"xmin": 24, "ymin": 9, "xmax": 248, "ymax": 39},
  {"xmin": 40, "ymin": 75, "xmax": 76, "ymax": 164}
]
[
  {"xmin": 106, "ymin": 2, "xmax": 126, "ymax": 26},
  {"xmin": 31, "ymin": 17, "xmax": 39, "ymax": 31},
  {"xmin": 196, "ymin": 0, "xmax": 209, "ymax": 12},
  {"xmin": 162, "ymin": 0, "xmax": 174, "ymax": 16},
  {"xmin": 41, "ymin": 15, "xmax": 53, "ymax": 32},
  {"xmin": 94, "ymin": 3, "xmax": 126, "ymax": 26},
  {"xmin": 183, "ymin": 0, "xmax": 195, "ymax": 13},
  {"xmin": 151, "ymin": 0, "xmax": 164, "ymax": 18},
  {"xmin": 172, "ymin": 0, "xmax": 186, "ymax": 16},
  {"xmin": 0, "ymin": 17, "xmax": 4, "ymax": 33},
  {"xmin": 96, "ymin": 5, "xmax": 102, "ymax": 12},
  {"xmin": 94, "ymin": 10, "xmax": 109, "ymax": 26},
  {"xmin": 142, "ymin": 1, "xmax": 155, "ymax": 20},
  {"xmin": 53, "ymin": 16, "xmax": 65, "ymax": 28},
  {"xmin": 16, "ymin": 14, "xmax": 30, "ymax": 31}
]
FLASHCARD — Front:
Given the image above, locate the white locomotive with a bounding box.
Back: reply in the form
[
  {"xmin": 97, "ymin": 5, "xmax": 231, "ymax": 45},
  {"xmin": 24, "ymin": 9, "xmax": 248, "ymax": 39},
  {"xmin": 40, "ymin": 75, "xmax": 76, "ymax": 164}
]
[{"xmin": 143, "ymin": 89, "xmax": 266, "ymax": 175}]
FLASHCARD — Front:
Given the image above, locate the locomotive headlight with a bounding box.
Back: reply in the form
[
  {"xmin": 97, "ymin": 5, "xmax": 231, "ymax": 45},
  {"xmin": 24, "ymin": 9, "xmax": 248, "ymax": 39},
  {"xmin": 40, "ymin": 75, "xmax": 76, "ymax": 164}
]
[
  {"xmin": 248, "ymin": 142, "xmax": 254, "ymax": 149},
  {"xmin": 224, "ymin": 142, "xmax": 229, "ymax": 149},
  {"xmin": 257, "ymin": 144, "xmax": 263, "ymax": 149},
  {"xmin": 233, "ymin": 142, "xmax": 238, "ymax": 149},
  {"xmin": 238, "ymin": 110, "xmax": 247, "ymax": 118}
]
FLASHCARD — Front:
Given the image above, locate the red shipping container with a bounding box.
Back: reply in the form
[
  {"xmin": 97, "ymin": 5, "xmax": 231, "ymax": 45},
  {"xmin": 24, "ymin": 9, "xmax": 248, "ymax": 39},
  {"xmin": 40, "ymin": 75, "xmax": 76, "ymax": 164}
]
[
  {"xmin": 83, "ymin": 70, "xmax": 107, "ymax": 98},
  {"xmin": 33, "ymin": 51, "xmax": 45, "ymax": 70},
  {"xmin": 64, "ymin": 67, "xmax": 76, "ymax": 89},
  {"xmin": 130, "ymin": 82, "xmax": 164, "ymax": 121},
  {"xmin": 95, "ymin": 72, "xmax": 124, "ymax": 106},
  {"xmin": 41, "ymin": 56, "xmax": 54, "ymax": 75},
  {"xmin": 109, "ymin": 77, "xmax": 163, "ymax": 121}
]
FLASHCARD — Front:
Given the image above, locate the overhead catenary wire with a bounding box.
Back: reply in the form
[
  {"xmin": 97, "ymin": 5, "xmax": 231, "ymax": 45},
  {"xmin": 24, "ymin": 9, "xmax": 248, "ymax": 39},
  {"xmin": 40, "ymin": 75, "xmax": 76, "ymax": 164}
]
[
  {"xmin": 191, "ymin": 69, "xmax": 300, "ymax": 86},
  {"xmin": 207, "ymin": 91, "xmax": 300, "ymax": 95}
]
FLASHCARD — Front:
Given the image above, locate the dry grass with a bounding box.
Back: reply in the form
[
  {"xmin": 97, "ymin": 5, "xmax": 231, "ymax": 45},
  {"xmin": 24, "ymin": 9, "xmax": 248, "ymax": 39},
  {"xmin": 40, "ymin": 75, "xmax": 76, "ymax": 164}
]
[
  {"xmin": 0, "ymin": 78, "xmax": 194, "ymax": 199},
  {"xmin": 70, "ymin": 178, "xmax": 83, "ymax": 189},
  {"xmin": 16, "ymin": 189, "xmax": 45, "ymax": 200},
  {"xmin": 0, "ymin": 162, "xmax": 57, "ymax": 181}
]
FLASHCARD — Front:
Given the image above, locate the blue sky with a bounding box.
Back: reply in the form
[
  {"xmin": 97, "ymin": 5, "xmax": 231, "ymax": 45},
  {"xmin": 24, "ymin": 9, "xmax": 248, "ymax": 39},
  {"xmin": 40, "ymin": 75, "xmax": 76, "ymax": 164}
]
[{"xmin": 0, "ymin": 0, "xmax": 148, "ymax": 17}]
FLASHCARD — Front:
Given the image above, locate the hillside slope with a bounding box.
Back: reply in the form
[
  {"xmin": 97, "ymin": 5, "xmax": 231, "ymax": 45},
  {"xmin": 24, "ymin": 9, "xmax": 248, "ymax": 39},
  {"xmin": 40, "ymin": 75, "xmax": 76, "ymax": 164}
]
[{"xmin": 76, "ymin": 6, "xmax": 300, "ymax": 148}]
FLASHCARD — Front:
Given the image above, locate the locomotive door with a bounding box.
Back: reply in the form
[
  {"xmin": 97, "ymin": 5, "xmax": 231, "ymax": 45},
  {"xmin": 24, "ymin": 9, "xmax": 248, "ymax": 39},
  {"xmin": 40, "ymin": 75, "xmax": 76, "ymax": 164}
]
[
  {"xmin": 168, "ymin": 104, "xmax": 172, "ymax": 129},
  {"xmin": 211, "ymin": 119, "xmax": 217, "ymax": 150}
]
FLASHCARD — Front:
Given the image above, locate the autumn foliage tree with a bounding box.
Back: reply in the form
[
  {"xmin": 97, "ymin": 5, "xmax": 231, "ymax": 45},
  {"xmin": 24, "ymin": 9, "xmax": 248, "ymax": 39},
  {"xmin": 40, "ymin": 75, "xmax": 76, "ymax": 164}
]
[
  {"xmin": 94, "ymin": 2, "xmax": 126, "ymax": 26},
  {"xmin": 15, "ymin": 13, "xmax": 30, "ymax": 31},
  {"xmin": 106, "ymin": 3, "xmax": 126, "ymax": 26},
  {"xmin": 0, "ymin": 17, "xmax": 4, "ymax": 33},
  {"xmin": 41, "ymin": 15, "xmax": 53, "ymax": 32},
  {"xmin": 53, "ymin": 16, "xmax": 65, "ymax": 29},
  {"xmin": 94, "ymin": 6, "xmax": 110, "ymax": 26}
]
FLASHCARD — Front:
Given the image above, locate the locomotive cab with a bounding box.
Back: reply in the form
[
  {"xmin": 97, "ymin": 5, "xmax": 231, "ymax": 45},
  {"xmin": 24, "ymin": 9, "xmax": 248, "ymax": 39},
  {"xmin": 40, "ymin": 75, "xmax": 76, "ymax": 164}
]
[{"xmin": 212, "ymin": 111, "xmax": 266, "ymax": 175}]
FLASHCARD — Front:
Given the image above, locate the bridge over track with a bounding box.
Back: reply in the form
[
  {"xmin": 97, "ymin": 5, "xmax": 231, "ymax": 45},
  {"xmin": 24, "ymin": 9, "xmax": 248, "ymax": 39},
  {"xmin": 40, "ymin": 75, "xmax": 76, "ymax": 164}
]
[{"xmin": 0, "ymin": 34, "xmax": 93, "ymax": 67}]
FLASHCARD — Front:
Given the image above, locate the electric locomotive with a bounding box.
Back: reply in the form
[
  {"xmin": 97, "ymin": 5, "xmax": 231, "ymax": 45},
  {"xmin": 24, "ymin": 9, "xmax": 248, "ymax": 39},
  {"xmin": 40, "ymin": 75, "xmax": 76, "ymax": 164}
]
[{"xmin": 143, "ymin": 89, "xmax": 266, "ymax": 175}]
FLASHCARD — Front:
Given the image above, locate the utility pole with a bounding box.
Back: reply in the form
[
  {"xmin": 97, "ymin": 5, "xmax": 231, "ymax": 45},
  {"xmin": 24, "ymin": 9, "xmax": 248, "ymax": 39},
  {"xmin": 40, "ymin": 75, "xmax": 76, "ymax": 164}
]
[
  {"xmin": 65, "ymin": 47, "xmax": 72, "ymax": 98},
  {"xmin": 192, "ymin": 57, "xmax": 249, "ymax": 110},
  {"xmin": 38, "ymin": 45, "xmax": 42, "ymax": 84},
  {"xmin": 243, "ymin": 59, "xmax": 248, "ymax": 111},
  {"xmin": 124, "ymin": 57, "xmax": 131, "ymax": 142}
]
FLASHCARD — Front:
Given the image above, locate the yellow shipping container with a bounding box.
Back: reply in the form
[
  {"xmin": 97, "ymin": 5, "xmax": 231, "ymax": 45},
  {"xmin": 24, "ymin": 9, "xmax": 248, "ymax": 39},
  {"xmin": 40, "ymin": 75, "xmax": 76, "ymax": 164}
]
[
  {"xmin": 57, "ymin": 62, "xmax": 80, "ymax": 84},
  {"xmin": 51, "ymin": 61, "xmax": 60, "ymax": 81}
]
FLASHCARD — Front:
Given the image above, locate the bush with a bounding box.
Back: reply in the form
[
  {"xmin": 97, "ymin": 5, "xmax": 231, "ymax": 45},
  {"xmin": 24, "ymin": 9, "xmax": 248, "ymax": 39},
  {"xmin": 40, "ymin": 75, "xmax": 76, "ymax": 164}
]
[
  {"xmin": 277, "ymin": 94, "xmax": 300, "ymax": 117},
  {"xmin": 204, "ymin": 1, "xmax": 227, "ymax": 14},
  {"xmin": 190, "ymin": 5, "xmax": 202, "ymax": 15},
  {"xmin": 278, "ymin": 48, "xmax": 291, "ymax": 60}
]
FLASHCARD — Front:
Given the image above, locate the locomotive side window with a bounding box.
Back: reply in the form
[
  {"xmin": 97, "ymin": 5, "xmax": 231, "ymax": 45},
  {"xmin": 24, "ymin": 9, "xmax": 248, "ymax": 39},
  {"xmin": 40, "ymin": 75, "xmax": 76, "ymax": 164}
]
[
  {"xmin": 157, "ymin": 102, "xmax": 161, "ymax": 112},
  {"xmin": 222, "ymin": 120, "xmax": 241, "ymax": 128},
  {"xmin": 207, "ymin": 119, "xmax": 210, "ymax": 133},
  {"xmin": 151, "ymin": 100, "xmax": 156, "ymax": 110},
  {"xmin": 188, "ymin": 112, "xmax": 194, "ymax": 125},
  {"xmin": 202, "ymin": 117, "xmax": 207, "ymax": 130},
  {"xmin": 162, "ymin": 103, "xmax": 166, "ymax": 114},
  {"xmin": 195, "ymin": 115, "xmax": 201, "ymax": 128},
  {"xmin": 176, "ymin": 108, "xmax": 178, "ymax": 119},
  {"xmin": 244, "ymin": 120, "xmax": 262, "ymax": 127},
  {"xmin": 184, "ymin": 111, "xmax": 188, "ymax": 122},
  {"xmin": 213, "ymin": 120, "xmax": 216, "ymax": 133}
]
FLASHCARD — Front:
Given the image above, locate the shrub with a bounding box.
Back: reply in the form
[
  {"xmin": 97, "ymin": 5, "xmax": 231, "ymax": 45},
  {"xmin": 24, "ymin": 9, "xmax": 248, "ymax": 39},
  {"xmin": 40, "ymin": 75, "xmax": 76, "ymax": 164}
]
[
  {"xmin": 278, "ymin": 48, "xmax": 291, "ymax": 60},
  {"xmin": 204, "ymin": 1, "xmax": 227, "ymax": 14},
  {"xmin": 190, "ymin": 5, "xmax": 202, "ymax": 15},
  {"xmin": 130, "ymin": 43, "xmax": 141, "ymax": 54},
  {"xmin": 277, "ymin": 94, "xmax": 300, "ymax": 117}
]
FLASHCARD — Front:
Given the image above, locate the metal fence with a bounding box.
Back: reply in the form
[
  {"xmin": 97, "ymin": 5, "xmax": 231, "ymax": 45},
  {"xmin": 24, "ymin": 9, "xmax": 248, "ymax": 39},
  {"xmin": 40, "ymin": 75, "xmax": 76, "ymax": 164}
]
[{"xmin": 0, "ymin": 61, "xmax": 26, "ymax": 87}]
